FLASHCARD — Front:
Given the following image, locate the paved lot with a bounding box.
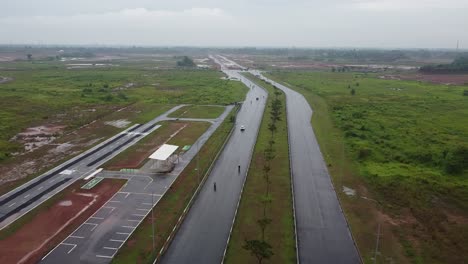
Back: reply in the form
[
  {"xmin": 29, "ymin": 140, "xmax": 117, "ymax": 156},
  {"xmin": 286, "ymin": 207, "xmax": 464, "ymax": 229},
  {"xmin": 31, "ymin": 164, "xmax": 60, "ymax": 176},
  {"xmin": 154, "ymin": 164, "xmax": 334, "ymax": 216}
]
[{"xmin": 40, "ymin": 106, "xmax": 234, "ymax": 264}]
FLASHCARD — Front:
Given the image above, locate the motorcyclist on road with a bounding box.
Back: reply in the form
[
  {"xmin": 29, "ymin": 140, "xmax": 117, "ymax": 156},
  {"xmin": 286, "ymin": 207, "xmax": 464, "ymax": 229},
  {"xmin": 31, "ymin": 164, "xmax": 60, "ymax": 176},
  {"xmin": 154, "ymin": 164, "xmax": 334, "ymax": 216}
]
[{"xmin": 214, "ymin": 182, "xmax": 217, "ymax": 191}]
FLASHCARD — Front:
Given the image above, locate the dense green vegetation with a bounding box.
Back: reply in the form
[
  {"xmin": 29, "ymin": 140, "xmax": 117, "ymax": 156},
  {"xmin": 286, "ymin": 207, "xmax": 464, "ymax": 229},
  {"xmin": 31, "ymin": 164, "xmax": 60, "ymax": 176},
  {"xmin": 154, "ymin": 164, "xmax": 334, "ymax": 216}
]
[
  {"xmin": 269, "ymin": 71, "xmax": 468, "ymax": 263},
  {"xmin": 0, "ymin": 61, "xmax": 247, "ymax": 162},
  {"xmin": 176, "ymin": 56, "xmax": 196, "ymax": 67},
  {"xmin": 420, "ymin": 56, "xmax": 468, "ymax": 73}
]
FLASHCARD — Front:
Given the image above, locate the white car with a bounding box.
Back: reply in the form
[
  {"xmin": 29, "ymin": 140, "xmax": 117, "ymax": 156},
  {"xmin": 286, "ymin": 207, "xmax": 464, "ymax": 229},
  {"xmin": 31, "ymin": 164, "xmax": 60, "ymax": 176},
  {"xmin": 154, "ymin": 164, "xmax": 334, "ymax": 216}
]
[{"xmin": 240, "ymin": 125, "xmax": 246, "ymax": 131}]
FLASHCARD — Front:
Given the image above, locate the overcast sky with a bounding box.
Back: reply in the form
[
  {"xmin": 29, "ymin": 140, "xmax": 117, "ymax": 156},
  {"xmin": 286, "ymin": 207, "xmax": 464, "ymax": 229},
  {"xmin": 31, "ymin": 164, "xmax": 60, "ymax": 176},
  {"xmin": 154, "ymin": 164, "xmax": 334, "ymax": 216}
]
[{"xmin": 0, "ymin": 0, "xmax": 467, "ymax": 48}]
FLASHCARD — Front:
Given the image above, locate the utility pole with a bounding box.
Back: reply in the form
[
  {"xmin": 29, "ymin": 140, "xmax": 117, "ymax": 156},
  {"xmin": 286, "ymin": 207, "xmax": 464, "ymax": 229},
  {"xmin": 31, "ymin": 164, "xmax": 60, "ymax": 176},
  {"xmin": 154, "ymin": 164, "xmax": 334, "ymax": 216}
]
[
  {"xmin": 151, "ymin": 191, "xmax": 155, "ymax": 252},
  {"xmin": 197, "ymin": 140, "xmax": 200, "ymax": 183},
  {"xmin": 373, "ymin": 220, "xmax": 381, "ymax": 264}
]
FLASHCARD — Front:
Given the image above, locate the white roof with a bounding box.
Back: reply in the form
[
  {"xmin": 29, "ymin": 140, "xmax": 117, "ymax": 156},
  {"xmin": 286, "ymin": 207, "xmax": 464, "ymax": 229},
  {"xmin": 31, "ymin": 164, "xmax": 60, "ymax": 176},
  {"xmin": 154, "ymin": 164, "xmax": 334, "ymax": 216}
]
[{"xmin": 149, "ymin": 144, "xmax": 179, "ymax": 160}]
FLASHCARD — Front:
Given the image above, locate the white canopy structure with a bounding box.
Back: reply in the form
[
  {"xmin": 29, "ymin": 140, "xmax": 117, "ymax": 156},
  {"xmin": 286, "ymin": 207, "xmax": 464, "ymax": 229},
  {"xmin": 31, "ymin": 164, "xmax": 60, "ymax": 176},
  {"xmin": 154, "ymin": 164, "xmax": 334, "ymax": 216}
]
[{"xmin": 149, "ymin": 144, "xmax": 179, "ymax": 161}]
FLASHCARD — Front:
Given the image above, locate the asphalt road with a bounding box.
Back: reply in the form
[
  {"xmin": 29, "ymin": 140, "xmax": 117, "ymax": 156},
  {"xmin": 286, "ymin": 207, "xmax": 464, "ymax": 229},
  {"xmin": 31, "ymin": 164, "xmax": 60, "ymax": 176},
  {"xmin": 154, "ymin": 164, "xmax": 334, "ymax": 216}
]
[
  {"xmin": 39, "ymin": 106, "xmax": 233, "ymax": 264},
  {"xmin": 0, "ymin": 104, "xmax": 187, "ymax": 229},
  {"xmin": 253, "ymin": 70, "xmax": 361, "ymax": 263},
  {"xmin": 159, "ymin": 57, "xmax": 267, "ymax": 264}
]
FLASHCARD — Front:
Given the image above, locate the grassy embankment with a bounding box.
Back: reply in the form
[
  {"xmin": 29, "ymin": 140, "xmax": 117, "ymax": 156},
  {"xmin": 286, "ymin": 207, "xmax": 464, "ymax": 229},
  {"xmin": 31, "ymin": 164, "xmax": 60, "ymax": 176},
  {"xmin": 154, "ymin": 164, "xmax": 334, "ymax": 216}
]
[
  {"xmin": 268, "ymin": 71, "xmax": 468, "ymax": 264},
  {"xmin": 168, "ymin": 105, "xmax": 226, "ymax": 119},
  {"xmin": 225, "ymin": 74, "xmax": 296, "ymax": 264},
  {"xmin": 112, "ymin": 107, "xmax": 239, "ymax": 264}
]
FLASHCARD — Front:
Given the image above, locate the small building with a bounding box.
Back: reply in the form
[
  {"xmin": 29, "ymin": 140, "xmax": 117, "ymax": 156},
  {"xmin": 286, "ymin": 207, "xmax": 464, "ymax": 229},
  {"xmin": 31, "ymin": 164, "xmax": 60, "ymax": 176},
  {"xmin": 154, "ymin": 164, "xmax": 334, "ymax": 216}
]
[{"xmin": 148, "ymin": 144, "xmax": 179, "ymax": 173}]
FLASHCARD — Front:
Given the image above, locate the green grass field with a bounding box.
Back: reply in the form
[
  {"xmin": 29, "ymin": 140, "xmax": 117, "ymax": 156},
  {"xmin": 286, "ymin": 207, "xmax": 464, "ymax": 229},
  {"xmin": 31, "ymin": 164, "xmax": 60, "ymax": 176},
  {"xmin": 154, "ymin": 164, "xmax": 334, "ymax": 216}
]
[
  {"xmin": 0, "ymin": 61, "xmax": 247, "ymax": 162},
  {"xmin": 268, "ymin": 71, "xmax": 468, "ymax": 263},
  {"xmin": 168, "ymin": 105, "xmax": 225, "ymax": 119},
  {"xmin": 225, "ymin": 74, "xmax": 295, "ymax": 264}
]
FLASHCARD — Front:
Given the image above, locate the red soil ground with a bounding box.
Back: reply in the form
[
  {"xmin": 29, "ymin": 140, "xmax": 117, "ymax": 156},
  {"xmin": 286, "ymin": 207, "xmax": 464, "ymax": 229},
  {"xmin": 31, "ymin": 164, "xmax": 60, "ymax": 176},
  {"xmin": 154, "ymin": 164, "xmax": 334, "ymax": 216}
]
[{"xmin": 0, "ymin": 179, "xmax": 124, "ymax": 264}]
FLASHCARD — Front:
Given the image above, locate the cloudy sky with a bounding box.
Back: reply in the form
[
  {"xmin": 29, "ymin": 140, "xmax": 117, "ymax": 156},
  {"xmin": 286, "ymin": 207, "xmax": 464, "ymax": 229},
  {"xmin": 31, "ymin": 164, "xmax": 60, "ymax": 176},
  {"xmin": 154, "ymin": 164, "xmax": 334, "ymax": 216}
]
[{"xmin": 0, "ymin": 0, "xmax": 467, "ymax": 48}]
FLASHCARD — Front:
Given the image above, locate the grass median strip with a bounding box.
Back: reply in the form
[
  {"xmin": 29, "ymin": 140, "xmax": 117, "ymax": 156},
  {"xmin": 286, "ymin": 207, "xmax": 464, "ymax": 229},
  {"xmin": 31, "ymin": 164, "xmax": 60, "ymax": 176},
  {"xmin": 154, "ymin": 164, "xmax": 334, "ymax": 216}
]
[
  {"xmin": 111, "ymin": 106, "xmax": 239, "ymax": 264},
  {"xmin": 225, "ymin": 74, "xmax": 296, "ymax": 264},
  {"xmin": 168, "ymin": 105, "xmax": 225, "ymax": 119}
]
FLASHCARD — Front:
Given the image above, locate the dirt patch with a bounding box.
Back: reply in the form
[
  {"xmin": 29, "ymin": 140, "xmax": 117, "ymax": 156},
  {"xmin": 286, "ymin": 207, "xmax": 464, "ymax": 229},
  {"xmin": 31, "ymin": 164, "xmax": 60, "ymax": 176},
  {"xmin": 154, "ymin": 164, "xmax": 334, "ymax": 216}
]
[
  {"xmin": 11, "ymin": 125, "xmax": 66, "ymax": 152},
  {"xmin": 0, "ymin": 179, "xmax": 124, "ymax": 264},
  {"xmin": 104, "ymin": 119, "xmax": 131, "ymax": 128},
  {"xmin": 381, "ymin": 74, "xmax": 468, "ymax": 85},
  {"xmin": 0, "ymin": 76, "xmax": 13, "ymax": 84}
]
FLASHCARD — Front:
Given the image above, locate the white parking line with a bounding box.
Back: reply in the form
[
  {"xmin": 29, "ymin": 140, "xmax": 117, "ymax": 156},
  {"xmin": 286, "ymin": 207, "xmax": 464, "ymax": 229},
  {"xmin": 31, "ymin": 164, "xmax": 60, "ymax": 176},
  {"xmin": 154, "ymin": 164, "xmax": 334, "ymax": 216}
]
[
  {"xmin": 104, "ymin": 247, "xmax": 118, "ymax": 250},
  {"xmin": 127, "ymin": 219, "xmax": 140, "ymax": 222},
  {"xmin": 90, "ymin": 216, "xmax": 104, "ymax": 220},
  {"xmin": 69, "ymin": 235, "xmax": 84, "ymax": 239},
  {"xmin": 142, "ymin": 202, "xmax": 153, "ymax": 205},
  {"xmin": 136, "ymin": 208, "xmax": 148, "ymax": 211},
  {"xmin": 110, "ymin": 239, "xmax": 125, "ymax": 243},
  {"xmin": 8, "ymin": 202, "xmax": 16, "ymax": 207},
  {"xmin": 96, "ymin": 255, "xmax": 113, "ymax": 259},
  {"xmin": 132, "ymin": 214, "xmax": 146, "ymax": 217},
  {"xmin": 116, "ymin": 232, "xmax": 130, "ymax": 235},
  {"xmin": 103, "ymin": 206, "xmax": 116, "ymax": 213},
  {"xmin": 83, "ymin": 222, "xmax": 98, "ymax": 231},
  {"xmin": 61, "ymin": 243, "xmax": 77, "ymax": 254},
  {"xmin": 122, "ymin": 226, "xmax": 135, "ymax": 229},
  {"xmin": 108, "ymin": 200, "xmax": 121, "ymax": 203}
]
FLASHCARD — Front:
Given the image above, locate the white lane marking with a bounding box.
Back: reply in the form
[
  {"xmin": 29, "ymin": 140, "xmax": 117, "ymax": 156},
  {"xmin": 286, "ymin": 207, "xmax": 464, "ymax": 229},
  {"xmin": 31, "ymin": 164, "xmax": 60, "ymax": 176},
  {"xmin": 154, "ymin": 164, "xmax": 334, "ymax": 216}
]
[
  {"xmin": 110, "ymin": 239, "xmax": 125, "ymax": 243},
  {"xmin": 142, "ymin": 202, "xmax": 153, "ymax": 205},
  {"xmin": 69, "ymin": 235, "xmax": 84, "ymax": 239},
  {"xmin": 24, "ymin": 194, "xmax": 30, "ymax": 199},
  {"xmin": 37, "ymin": 186, "xmax": 43, "ymax": 191},
  {"xmin": 8, "ymin": 202, "xmax": 16, "ymax": 207},
  {"xmin": 90, "ymin": 216, "xmax": 104, "ymax": 220},
  {"xmin": 143, "ymin": 178, "xmax": 153, "ymax": 190},
  {"xmin": 83, "ymin": 222, "xmax": 98, "ymax": 231},
  {"xmin": 61, "ymin": 243, "xmax": 77, "ymax": 254},
  {"xmin": 104, "ymin": 247, "xmax": 118, "ymax": 250},
  {"xmin": 96, "ymin": 255, "xmax": 113, "ymax": 259},
  {"xmin": 108, "ymin": 200, "xmax": 121, "ymax": 203},
  {"xmin": 116, "ymin": 232, "xmax": 130, "ymax": 235},
  {"xmin": 125, "ymin": 192, "xmax": 130, "ymax": 199},
  {"xmin": 136, "ymin": 208, "xmax": 148, "ymax": 211},
  {"xmin": 122, "ymin": 226, "xmax": 135, "ymax": 229},
  {"xmin": 127, "ymin": 219, "xmax": 140, "ymax": 222}
]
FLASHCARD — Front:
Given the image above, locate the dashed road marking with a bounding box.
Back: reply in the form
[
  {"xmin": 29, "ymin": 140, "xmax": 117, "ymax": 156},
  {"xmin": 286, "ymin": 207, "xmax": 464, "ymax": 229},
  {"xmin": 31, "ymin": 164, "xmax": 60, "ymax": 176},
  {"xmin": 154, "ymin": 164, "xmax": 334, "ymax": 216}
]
[
  {"xmin": 90, "ymin": 216, "xmax": 104, "ymax": 220},
  {"xmin": 110, "ymin": 239, "xmax": 125, "ymax": 243},
  {"xmin": 132, "ymin": 214, "xmax": 146, "ymax": 217},
  {"xmin": 122, "ymin": 225, "xmax": 135, "ymax": 229},
  {"xmin": 116, "ymin": 232, "xmax": 130, "ymax": 235},
  {"xmin": 127, "ymin": 219, "xmax": 140, "ymax": 222},
  {"xmin": 8, "ymin": 202, "xmax": 16, "ymax": 207},
  {"xmin": 96, "ymin": 255, "xmax": 113, "ymax": 259},
  {"xmin": 24, "ymin": 194, "xmax": 30, "ymax": 199}
]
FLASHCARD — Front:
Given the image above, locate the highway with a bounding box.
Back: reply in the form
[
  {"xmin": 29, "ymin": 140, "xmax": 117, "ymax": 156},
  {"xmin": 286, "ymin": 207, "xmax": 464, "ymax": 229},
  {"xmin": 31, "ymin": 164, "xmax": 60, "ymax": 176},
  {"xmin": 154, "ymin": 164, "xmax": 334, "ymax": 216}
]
[
  {"xmin": 0, "ymin": 104, "xmax": 184, "ymax": 229},
  {"xmin": 159, "ymin": 56, "xmax": 267, "ymax": 264},
  {"xmin": 252, "ymin": 69, "xmax": 361, "ymax": 263}
]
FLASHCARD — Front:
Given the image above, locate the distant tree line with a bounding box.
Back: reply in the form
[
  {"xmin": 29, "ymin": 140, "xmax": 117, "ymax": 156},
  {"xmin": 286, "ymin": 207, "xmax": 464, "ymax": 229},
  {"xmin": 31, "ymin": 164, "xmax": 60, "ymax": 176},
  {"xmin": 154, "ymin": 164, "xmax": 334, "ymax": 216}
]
[
  {"xmin": 420, "ymin": 56, "xmax": 468, "ymax": 73},
  {"xmin": 176, "ymin": 56, "xmax": 196, "ymax": 67}
]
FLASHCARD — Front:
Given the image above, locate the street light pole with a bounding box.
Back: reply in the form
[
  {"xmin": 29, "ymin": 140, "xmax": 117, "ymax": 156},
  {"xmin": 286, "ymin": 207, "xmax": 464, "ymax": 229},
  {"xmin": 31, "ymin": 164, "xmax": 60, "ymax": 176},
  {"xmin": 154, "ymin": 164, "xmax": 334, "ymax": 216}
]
[
  {"xmin": 197, "ymin": 140, "xmax": 200, "ymax": 183},
  {"xmin": 151, "ymin": 191, "xmax": 155, "ymax": 252}
]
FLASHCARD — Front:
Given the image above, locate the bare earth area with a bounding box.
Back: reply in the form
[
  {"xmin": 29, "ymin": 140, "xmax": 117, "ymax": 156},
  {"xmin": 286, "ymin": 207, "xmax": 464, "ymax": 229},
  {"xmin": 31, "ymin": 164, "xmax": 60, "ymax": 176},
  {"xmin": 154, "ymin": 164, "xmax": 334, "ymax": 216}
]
[{"xmin": 0, "ymin": 179, "xmax": 124, "ymax": 264}]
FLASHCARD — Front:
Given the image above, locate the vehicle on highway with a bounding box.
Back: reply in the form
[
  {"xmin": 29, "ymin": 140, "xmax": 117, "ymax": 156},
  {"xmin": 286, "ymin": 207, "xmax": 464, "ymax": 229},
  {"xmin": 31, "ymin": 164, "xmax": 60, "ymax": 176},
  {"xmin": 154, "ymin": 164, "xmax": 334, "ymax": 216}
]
[{"xmin": 240, "ymin": 125, "xmax": 245, "ymax": 131}]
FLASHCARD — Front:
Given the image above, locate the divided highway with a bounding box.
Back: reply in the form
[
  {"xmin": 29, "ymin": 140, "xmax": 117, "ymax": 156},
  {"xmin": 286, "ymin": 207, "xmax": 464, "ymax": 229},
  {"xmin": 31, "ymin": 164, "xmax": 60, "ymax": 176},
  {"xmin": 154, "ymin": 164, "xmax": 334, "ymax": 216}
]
[
  {"xmin": 253, "ymin": 70, "xmax": 361, "ymax": 263},
  {"xmin": 159, "ymin": 56, "xmax": 267, "ymax": 264}
]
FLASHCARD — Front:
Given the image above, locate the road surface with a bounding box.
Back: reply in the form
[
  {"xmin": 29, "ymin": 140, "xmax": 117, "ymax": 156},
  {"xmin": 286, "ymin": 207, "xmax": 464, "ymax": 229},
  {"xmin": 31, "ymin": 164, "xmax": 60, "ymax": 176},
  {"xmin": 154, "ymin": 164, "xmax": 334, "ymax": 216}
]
[
  {"xmin": 159, "ymin": 56, "xmax": 267, "ymax": 264},
  {"xmin": 252, "ymin": 69, "xmax": 361, "ymax": 263}
]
